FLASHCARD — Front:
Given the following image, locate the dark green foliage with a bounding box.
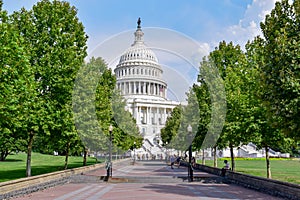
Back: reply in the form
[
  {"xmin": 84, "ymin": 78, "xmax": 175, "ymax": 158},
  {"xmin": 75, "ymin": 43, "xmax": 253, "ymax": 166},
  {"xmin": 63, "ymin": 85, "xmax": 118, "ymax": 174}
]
[
  {"xmin": 260, "ymin": 0, "xmax": 300, "ymax": 139},
  {"xmin": 161, "ymin": 105, "xmax": 182, "ymax": 145}
]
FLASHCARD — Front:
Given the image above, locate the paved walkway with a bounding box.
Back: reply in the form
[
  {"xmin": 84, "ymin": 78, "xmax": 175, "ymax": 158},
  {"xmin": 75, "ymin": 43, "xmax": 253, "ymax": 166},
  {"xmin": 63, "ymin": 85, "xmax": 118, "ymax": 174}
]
[{"xmin": 13, "ymin": 160, "xmax": 282, "ymax": 200}]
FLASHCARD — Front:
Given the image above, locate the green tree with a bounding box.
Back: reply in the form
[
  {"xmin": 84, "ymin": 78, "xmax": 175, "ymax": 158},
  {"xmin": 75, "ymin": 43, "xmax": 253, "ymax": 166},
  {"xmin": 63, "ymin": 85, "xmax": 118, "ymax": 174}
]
[
  {"xmin": 172, "ymin": 88, "xmax": 199, "ymax": 154},
  {"xmin": 208, "ymin": 41, "xmax": 251, "ymax": 171},
  {"xmin": 73, "ymin": 57, "xmax": 107, "ymax": 154},
  {"xmin": 74, "ymin": 57, "xmax": 142, "ymax": 159},
  {"xmin": 196, "ymin": 55, "xmax": 227, "ymax": 166},
  {"xmin": 161, "ymin": 105, "xmax": 182, "ymax": 146},
  {"xmin": 11, "ymin": 0, "xmax": 88, "ymax": 175},
  {"xmin": 246, "ymin": 36, "xmax": 287, "ymax": 178},
  {"xmin": 96, "ymin": 68, "xmax": 143, "ymax": 152},
  {"xmin": 111, "ymin": 90, "xmax": 142, "ymax": 151},
  {"xmin": 193, "ymin": 80, "xmax": 212, "ymax": 165},
  {"xmin": 260, "ymin": 0, "xmax": 300, "ymax": 140},
  {"xmin": 0, "ymin": 7, "xmax": 37, "ymax": 161}
]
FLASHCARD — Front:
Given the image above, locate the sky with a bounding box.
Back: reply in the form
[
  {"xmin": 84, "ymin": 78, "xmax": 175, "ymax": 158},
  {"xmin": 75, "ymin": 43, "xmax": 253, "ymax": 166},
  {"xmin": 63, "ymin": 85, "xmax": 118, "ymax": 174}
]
[
  {"xmin": 3, "ymin": 0, "xmax": 278, "ymax": 54},
  {"xmin": 3, "ymin": 0, "xmax": 278, "ymax": 101}
]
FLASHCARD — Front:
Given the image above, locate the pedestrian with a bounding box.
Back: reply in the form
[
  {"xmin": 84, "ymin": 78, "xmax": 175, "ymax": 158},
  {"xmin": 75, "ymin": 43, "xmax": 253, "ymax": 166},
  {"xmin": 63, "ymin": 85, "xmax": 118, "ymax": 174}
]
[
  {"xmin": 221, "ymin": 160, "xmax": 230, "ymax": 176},
  {"xmin": 170, "ymin": 155, "xmax": 175, "ymax": 169},
  {"xmin": 191, "ymin": 156, "xmax": 196, "ymax": 167},
  {"xmin": 176, "ymin": 155, "xmax": 181, "ymax": 168}
]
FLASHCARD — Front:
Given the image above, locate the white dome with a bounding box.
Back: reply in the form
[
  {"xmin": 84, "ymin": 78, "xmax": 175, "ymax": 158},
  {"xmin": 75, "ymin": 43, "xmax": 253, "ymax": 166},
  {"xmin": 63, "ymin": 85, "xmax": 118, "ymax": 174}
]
[
  {"xmin": 119, "ymin": 45, "xmax": 158, "ymax": 64},
  {"xmin": 114, "ymin": 19, "xmax": 167, "ymax": 100},
  {"xmin": 117, "ymin": 22, "xmax": 159, "ymax": 67}
]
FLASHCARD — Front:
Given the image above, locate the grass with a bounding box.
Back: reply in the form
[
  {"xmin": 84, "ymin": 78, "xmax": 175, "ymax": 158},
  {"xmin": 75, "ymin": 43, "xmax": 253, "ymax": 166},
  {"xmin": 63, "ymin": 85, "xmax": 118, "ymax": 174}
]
[
  {"xmin": 200, "ymin": 158, "xmax": 300, "ymax": 185},
  {"xmin": 0, "ymin": 152, "xmax": 102, "ymax": 182}
]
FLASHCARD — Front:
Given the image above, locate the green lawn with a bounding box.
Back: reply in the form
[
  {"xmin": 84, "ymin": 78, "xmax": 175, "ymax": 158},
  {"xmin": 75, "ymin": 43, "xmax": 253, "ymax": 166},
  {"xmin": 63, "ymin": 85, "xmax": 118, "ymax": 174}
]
[
  {"xmin": 0, "ymin": 152, "xmax": 101, "ymax": 182},
  {"xmin": 201, "ymin": 158, "xmax": 300, "ymax": 185}
]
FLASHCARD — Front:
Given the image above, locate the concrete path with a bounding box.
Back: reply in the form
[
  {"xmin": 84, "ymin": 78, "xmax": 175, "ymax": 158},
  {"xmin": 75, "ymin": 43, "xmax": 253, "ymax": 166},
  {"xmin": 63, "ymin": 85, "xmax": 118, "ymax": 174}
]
[{"xmin": 12, "ymin": 160, "xmax": 283, "ymax": 200}]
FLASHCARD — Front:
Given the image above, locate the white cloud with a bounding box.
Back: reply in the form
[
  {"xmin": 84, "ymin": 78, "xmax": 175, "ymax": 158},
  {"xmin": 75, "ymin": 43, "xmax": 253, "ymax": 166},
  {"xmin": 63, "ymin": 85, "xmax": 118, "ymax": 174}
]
[{"xmin": 215, "ymin": 0, "xmax": 277, "ymax": 49}]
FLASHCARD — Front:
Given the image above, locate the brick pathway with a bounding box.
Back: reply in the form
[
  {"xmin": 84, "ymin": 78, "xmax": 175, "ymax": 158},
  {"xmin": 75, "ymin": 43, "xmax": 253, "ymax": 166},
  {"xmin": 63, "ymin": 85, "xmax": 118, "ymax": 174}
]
[{"xmin": 12, "ymin": 160, "xmax": 283, "ymax": 200}]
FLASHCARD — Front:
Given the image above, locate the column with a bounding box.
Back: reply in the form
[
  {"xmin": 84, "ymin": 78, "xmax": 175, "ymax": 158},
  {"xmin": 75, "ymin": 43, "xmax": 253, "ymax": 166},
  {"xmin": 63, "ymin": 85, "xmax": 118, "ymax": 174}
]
[
  {"xmin": 136, "ymin": 106, "xmax": 140, "ymax": 124},
  {"xmin": 134, "ymin": 105, "xmax": 138, "ymax": 120},
  {"xmin": 147, "ymin": 107, "xmax": 151, "ymax": 125},
  {"xmin": 139, "ymin": 82, "xmax": 141, "ymax": 94},
  {"xmin": 163, "ymin": 108, "xmax": 166, "ymax": 124},
  {"xmin": 134, "ymin": 82, "xmax": 136, "ymax": 94},
  {"xmin": 147, "ymin": 82, "xmax": 150, "ymax": 95},
  {"xmin": 143, "ymin": 82, "xmax": 146, "ymax": 94},
  {"xmin": 127, "ymin": 82, "xmax": 130, "ymax": 94},
  {"xmin": 157, "ymin": 108, "xmax": 161, "ymax": 125}
]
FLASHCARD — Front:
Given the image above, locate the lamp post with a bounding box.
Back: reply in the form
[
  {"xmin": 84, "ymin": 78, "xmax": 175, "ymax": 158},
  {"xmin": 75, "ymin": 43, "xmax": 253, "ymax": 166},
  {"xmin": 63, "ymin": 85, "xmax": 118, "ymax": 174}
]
[
  {"xmin": 187, "ymin": 124, "xmax": 193, "ymax": 182},
  {"xmin": 133, "ymin": 141, "xmax": 136, "ymax": 164},
  {"xmin": 107, "ymin": 124, "xmax": 113, "ymax": 179},
  {"xmin": 165, "ymin": 142, "xmax": 168, "ymax": 163}
]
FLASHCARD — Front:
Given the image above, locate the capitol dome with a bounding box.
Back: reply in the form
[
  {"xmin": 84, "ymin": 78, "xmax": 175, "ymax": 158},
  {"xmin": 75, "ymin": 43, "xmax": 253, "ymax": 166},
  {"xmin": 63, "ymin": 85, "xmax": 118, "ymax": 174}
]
[
  {"xmin": 114, "ymin": 18, "xmax": 166, "ymax": 100},
  {"xmin": 118, "ymin": 45, "xmax": 158, "ymax": 64},
  {"xmin": 114, "ymin": 18, "xmax": 180, "ymax": 159}
]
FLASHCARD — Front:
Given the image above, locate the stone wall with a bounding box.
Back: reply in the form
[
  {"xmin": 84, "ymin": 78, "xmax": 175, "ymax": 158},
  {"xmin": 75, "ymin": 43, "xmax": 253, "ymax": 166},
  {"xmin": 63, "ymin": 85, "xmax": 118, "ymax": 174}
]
[
  {"xmin": 195, "ymin": 163, "xmax": 300, "ymax": 200},
  {"xmin": 0, "ymin": 159, "xmax": 129, "ymax": 199}
]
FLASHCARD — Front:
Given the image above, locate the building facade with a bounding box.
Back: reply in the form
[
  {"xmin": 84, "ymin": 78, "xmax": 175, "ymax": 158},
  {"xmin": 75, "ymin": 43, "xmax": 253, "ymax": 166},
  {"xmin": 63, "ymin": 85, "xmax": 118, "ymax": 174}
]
[{"xmin": 114, "ymin": 19, "xmax": 180, "ymax": 157}]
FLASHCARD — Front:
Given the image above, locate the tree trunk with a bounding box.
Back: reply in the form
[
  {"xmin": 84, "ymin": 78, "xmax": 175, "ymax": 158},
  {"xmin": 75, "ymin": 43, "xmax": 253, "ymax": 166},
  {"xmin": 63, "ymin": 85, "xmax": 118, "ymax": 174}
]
[
  {"xmin": 265, "ymin": 146, "xmax": 271, "ymax": 178},
  {"xmin": 26, "ymin": 131, "xmax": 34, "ymax": 177},
  {"xmin": 0, "ymin": 150, "xmax": 9, "ymax": 161},
  {"xmin": 201, "ymin": 149, "xmax": 205, "ymax": 165},
  {"xmin": 83, "ymin": 147, "xmax": 87, "ymax": 166},
  {"xmin": 64, "ymin": 142, "xmax": 70, "ymax": 170},
  {"xmin": 229, "ymin": 143, "xmax": 235, "ymax": 171},
  {"xmin": 213, "ymin": 146, "xmax": 217, "ymax": 167}
]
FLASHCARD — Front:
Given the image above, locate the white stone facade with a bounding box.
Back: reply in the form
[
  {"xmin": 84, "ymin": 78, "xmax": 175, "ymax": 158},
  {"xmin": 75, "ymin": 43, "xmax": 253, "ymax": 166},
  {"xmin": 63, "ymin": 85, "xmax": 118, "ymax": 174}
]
[{"xmin": 114, "ymin": 20, "xmax": 180, "ymax": 157}]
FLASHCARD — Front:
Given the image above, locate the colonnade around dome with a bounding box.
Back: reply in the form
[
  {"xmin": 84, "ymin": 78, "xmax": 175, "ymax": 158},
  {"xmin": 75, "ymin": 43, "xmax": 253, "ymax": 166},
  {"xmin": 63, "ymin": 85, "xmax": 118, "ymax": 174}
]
[{"xmin": 117, "ymin": 81, "xmax": 166, "ymax": 98}]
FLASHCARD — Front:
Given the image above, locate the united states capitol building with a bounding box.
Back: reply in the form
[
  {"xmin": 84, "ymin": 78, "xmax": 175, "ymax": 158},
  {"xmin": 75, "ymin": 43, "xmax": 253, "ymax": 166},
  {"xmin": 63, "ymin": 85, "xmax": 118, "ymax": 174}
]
[
  {"xmin": 114, "ymin": 19, "xmax": 180, "ymax": 158},
  {"xmin": 113, "ymin": 19, "xmax": 290, "ymax": 160}
]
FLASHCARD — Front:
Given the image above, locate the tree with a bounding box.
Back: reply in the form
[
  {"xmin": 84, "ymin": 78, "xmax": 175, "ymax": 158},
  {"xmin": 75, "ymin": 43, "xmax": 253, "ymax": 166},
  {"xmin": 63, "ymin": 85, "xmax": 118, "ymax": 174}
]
[
  {"xmin": 193, "ymin": 79, "xmax": 212, "ymax": 165},
  {"xmin": 74, "ymin": 57, "xmax": 142, "ymax": 159},
  {"xmin": 73, "ymin": 57, "xmax": 107, "ymax": 154},
  {"xmin": 245, "ymin": 35, "xmax": 288, "ymax": 179},
  {"xmin": 208, "ymin": 41, "xmax": 252, "ymax": 171},
  {"xmin": 111, "ymin": 90, "xmax": 143, "ymax": 151},
  {"xmin": 95, "ymin": 67, "xmax": 143, "ymax": 152},
  {"xmin": 0, "ymin": 7, "xmax": 36, "ymax": 161},
  {"xmin": 172, "ymin": 88, "xmax": 199, "ymax": 154},
  {"xmin": 260, "ymin": 0, "xmax": 300, "ymax": 140},
  {"xmin": 195, "ymin": 55, "xmax": 226, "ymax": 167},
  {"xmin": 11, "ymin": 0, "xmax": 88, "ymax": 175},
  {"xmin": 161, "ymin": 105, "xmax": 182, "ymax": 146}
]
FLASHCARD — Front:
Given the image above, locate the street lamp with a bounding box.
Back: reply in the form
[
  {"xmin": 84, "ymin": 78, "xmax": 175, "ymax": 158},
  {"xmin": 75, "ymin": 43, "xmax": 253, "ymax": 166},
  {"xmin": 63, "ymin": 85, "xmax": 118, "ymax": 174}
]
[
  {"xmin": 107, "ymin": 124, "xmax": 113, "ymax": 179},
  {"xmin": 187, "ymin": 124, "xmax": 193, "ymax": 182},
  {"xmin": 133, "ymin": 141, "xmax": 136, "ymax": 164},
  {"xmin": 165, "ymin": 142, "xmax": 168, "ymax": 163}
]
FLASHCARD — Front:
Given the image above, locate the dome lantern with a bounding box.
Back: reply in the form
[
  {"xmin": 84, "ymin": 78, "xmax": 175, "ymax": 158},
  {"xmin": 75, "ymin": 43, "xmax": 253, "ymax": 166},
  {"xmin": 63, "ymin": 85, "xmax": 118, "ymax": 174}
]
[{"xmin": 132, "ymin": 17, "xmax": 144, "ymax": 46}]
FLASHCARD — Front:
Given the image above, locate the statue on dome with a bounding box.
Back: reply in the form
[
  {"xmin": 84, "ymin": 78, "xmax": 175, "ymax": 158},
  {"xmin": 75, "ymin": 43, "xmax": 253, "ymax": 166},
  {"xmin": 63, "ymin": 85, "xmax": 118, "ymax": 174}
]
[{"xmin": 137, "ymin": 17, "xmax": 141, "ymax": 28}]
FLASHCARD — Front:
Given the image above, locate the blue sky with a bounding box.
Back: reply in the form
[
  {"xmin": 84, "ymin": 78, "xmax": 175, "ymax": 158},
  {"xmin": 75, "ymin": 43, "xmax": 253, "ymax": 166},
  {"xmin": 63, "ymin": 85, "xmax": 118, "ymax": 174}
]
[
  {"xmin": 3, "ymin": 0, "xmax": 277, "ymax": 54},
  {"xmin": 3, "ymin": 0, "xmax": 278, "ymax": 101}
]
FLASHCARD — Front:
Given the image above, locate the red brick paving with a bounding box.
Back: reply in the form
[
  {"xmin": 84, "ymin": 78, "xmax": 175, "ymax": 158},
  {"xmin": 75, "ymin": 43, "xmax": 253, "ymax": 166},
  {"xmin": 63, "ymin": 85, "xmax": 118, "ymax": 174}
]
[{"xmin": 12, "ymin": 160, "xmax": 283, "ymax": 200}]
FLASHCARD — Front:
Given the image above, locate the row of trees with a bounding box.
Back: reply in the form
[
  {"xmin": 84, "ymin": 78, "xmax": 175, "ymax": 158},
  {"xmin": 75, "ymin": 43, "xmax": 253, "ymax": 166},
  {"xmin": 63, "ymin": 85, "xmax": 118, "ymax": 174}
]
[
  {"xmin": 0, "ymin": 0, "xmax": 142, "ymax": 177},
  {"xmin": 161, "ymin": 0, "xmax": 299, "ymax": 178}
]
